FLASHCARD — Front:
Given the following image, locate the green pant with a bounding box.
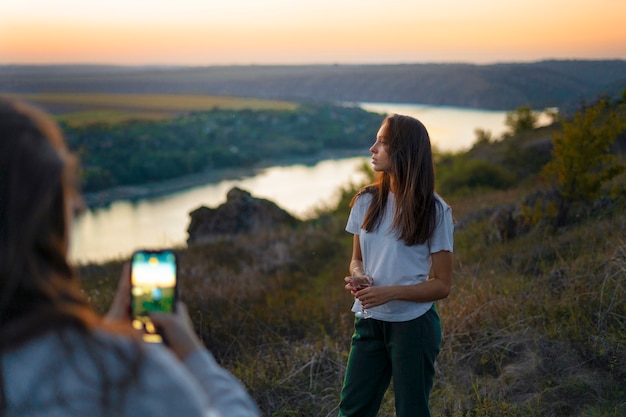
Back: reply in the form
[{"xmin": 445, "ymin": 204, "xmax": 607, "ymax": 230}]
[{"xmin": 338, "ymin": 306, "xmax": 442, "ymax": 417}]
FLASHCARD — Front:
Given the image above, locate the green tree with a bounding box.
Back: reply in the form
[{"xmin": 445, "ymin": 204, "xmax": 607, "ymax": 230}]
[
  {"xmin": 473, "ymin": 128, "xmax": 494, "ymax": 146},
  {"xmin": 505, "ymin": 105, "xmax": 538, "ymax": 135},
  {"xmin": 542, "ymin": 95, "xmax": 626, "ymax": 227}
]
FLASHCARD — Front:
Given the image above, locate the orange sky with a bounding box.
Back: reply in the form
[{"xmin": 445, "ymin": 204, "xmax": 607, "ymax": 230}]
[{"xmin": 1, "ymin": 0, "xmax": 625, "ymax": 65}]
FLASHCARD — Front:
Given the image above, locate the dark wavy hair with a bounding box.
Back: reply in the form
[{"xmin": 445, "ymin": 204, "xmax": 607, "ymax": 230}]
[
  {"xmin": 353, "ymin": 114, "xmax": 440, "ymax": 246},
  {"xmin": 0, "ymin": 99, "xmax": 140, "ymax": 413}
]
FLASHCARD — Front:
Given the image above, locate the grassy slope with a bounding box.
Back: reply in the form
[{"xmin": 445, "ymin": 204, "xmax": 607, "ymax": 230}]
[
  {"xmin": 435, "ymin": 191, "xmax": 625, "ymax": 417},
  {"xmin": 80, "ymin": 181, "xmax": 625, "ymax": 417}
]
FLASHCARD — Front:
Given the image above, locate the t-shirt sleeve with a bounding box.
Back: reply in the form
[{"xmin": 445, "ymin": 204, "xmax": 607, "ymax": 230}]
[
  {"xmin": 429, "ymin": 200, "xmax": 454, "ymax": 253},
  {"xmin": 346, "ymin": 194, "xmax": 368, "ymax": 235}
]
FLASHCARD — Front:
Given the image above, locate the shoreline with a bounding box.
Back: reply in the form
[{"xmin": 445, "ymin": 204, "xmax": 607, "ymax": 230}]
[{"xmin": 82, "ymin": 148, "xmax": 368, "ymax": 208}]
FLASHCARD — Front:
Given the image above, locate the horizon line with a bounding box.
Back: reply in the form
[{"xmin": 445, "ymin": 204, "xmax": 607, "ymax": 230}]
[{"xmin": 1, "ymin": 57, "xmax": 625, "ymax": 68}]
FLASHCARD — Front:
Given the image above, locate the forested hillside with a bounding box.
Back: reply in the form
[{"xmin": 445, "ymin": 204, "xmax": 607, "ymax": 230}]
[
  {"xmin": 2, "ymin": 60, "xmax": 625, "ymax": 111},
  {"xmin": 62, "ymin": 103, "xmax": 382, "ymax": 194}
]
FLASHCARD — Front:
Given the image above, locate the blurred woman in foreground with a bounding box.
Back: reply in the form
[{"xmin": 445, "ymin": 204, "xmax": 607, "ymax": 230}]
[{"xmin": 0, "ymin": 98, "xmax": 259, "ymax": 416}]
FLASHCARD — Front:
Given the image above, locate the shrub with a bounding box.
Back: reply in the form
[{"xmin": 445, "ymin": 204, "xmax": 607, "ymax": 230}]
[
  {"xmin": 437, "ymin": 157, "xmax": 517, "ymax": 196},
  {"xmin": 542, "ymin": 94, "xmax": 626, "ymax": 227},
  {"xmin": 505, "ymin": 105, "xmax": 538, "ymax": 135}
]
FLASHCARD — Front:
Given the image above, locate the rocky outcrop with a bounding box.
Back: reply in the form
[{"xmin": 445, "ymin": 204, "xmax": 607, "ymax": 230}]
[
  {"xmin": 187, "ymin": 187, "xmax": 299, "ymax": 245},
  {"xmin": 488, "ymin": 190, "xmax": 562, "ymax": 242}
]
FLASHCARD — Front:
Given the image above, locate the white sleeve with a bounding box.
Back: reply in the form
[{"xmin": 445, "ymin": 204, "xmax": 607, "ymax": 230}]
[
  {"xmin": 430, "ymin": 200, "xmax": 454, "ymax": 253},
  {"xmin": 183, "ymin": 349, "xmax": 260, "ymax": 416},
  {"xmin": 127, "ymin": 344, "xmax": 259, "ymax": 417},
  {"xmin": 346, "ymin": 193, "xmax": 369, "ymax": 235}
]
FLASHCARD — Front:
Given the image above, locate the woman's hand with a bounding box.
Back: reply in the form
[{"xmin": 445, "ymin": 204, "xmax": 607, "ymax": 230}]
[
  {"xmin": 104, "ymin": 263, "xmax": 131, "ymax": 323},
  {"xmin": 104, "ymin": 263, "xmax": 205, "ymax": 360},
  {"xmin": 354, "ymin": 285, "xmax": 392, "ymax": 309},
  {"xmin": 344, "ymin": 275, "xmax": 373, "ymax": 294},
  {"xmin": 150, "ymin": 302, "xmax": 205, "ymax": 361},
  {"xmin": 356, "ymin": 250, "xmax": 453, "ymax": 308},
  {"xmin": 345, "ymin": 275, "xmax": 386, "ymax": 309}
]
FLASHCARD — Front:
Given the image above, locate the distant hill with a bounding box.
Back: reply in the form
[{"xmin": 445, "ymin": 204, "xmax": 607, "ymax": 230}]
[{"xmin": 1, "ymin": 60, "xmax": 625, "ymax": 111}]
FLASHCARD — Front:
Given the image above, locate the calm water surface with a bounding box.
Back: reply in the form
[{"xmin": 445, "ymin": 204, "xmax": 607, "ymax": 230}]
[
  {"xmin": 71, "ymin": 157, "xmax": 370, "ymax": 263},
  {"xmin": 70, "ymin": 103, "xmax": 522, "ymax": 264},
  {"xmin": 359, "ymin": 102, "xmax": 511, "ymax": 151}
]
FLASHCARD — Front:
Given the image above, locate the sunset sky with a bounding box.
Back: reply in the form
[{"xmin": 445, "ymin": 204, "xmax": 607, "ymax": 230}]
[{"xmin": 1, "ymin": 0, "xmax": 625, "ymax": 66}]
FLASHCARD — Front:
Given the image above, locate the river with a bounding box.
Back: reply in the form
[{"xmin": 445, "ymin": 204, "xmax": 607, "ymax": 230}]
[{"xmin": 69, "ymin": 103, "xmax": 547, "ymax": 264}]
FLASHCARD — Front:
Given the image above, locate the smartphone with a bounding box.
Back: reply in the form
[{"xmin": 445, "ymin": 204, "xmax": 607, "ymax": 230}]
[{"xmin": 130, "ymin": 249, "xmax": 177, "ymax": 343}]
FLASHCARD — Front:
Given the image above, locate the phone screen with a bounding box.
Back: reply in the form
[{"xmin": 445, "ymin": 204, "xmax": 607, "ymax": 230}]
[{"xmin": 130, "ymin": 249, "xmax": 177, "ymax": 343}]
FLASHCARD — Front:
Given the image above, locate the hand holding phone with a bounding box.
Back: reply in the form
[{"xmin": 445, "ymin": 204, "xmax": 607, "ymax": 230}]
[
  {"xmin": 130, "ymin": 249, "xmax": 177, "ymax": 343},
  {"xmin": 149, "ymin": 302, "xmax": 205, "ymax": 360}
]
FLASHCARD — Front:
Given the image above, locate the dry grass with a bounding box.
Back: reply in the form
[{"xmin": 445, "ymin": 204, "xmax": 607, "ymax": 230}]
[
  {"xmin": 431, "ymin": 190, "xmax": 626, "ymax": 417},
  {"xmin": 80, "ymin": 185, "xmax": 626, "ymax": 416}
]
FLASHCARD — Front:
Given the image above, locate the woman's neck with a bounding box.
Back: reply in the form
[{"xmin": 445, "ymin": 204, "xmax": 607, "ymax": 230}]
[{"xmin": 389, "ymin": 177, "xmax": 397, "ymax": 194}]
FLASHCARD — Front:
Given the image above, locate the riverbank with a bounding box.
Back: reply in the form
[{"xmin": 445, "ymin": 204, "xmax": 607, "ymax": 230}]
[{"xmin": 82, "ymin": 148, "xmax": 368, "ymax": 208}]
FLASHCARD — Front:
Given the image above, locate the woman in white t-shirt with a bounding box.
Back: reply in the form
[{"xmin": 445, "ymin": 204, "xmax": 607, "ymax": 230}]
[
  {"xmin": 338, "ymin": 114, "xmax": 454, "ymax": 417},
  {"xmin": 0, "ymin": 98, "xmax": 260, "ymax": 417}
]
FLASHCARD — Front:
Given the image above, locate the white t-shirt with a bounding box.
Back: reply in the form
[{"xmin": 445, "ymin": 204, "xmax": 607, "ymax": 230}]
[{"xmin": 346, "ymin": 192, "xmax": 454, "ymax": 322}]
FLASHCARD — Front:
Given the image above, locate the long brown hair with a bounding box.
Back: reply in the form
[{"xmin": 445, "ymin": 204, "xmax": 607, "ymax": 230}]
[
  {"xmin": 0, "ymin": 99, "xmax": 141, "ymax": 413},
  {"xmin": 353, "ymin": 114, "xmax": 440, "ymax": 246},
  {"xmin": 0, "ymin": 98, "xmax": 99, "ymax": 349}
]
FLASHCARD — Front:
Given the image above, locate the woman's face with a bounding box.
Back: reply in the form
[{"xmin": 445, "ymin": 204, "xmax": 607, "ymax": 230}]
[{"xmin": 369, "ymin": 123, "xmax": 392, "ymax": 173}]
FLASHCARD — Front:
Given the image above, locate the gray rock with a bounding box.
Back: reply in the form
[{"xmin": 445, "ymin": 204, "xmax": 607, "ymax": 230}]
[{"xmin": 187, "ymin": 187, "xmax": 299, "ymax": 245}]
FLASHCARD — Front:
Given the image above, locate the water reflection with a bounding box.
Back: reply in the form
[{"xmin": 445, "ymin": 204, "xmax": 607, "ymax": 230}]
[
  {"xmin": 360, "ymin": 102, "xmax": 508, "ymax": 151},
  {"xmin": 360, "ymin": 102, "xmax": 553, "ymax": 152},
  {"xmin": 70, "ymin": 157, "xmax": 369, "ymax": 264}
]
